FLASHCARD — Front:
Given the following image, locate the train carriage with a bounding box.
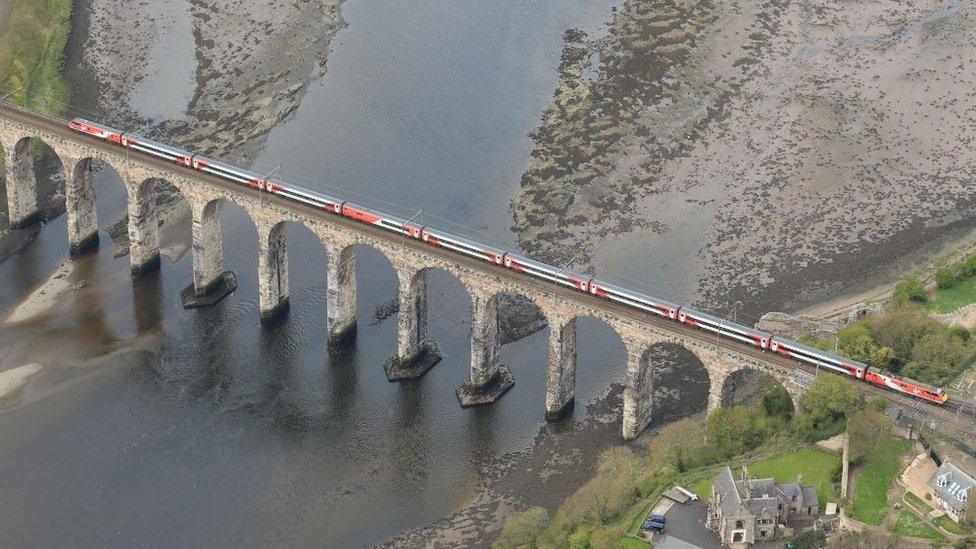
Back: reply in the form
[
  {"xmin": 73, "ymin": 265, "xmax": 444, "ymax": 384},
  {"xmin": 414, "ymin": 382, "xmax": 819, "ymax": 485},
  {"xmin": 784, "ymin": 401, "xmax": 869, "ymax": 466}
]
[
  {"xmin": 769, "ymin": 336, "xmax": 866, "ymax": 378},
  {"xmin": 679, "ymin": 308, "xmax": 772, "ymax": 349}
]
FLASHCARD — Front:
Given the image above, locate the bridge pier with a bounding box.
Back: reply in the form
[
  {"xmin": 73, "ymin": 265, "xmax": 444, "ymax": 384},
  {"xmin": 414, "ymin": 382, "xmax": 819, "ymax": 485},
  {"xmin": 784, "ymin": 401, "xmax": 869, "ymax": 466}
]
[
  {"xmin": 128, "ymin": 182, "xmax": 161, "ymax": 278},
  {"xmin": 65, "ymin": 157, "xmax": 99, "ymax": 256},
  {"xmin": 257, "ymin": 222, "xmax": 289, "ymax": 325},
  {"xmin": 458, "ymin": 292, "xmax": 513, "ymax": 407},
  {"xmin": 326, "ymin": 245, "xmax": 357, "ymax": 347},
  {"xmin": 545, "ymin": 316, "xmax": 577, "ymax": 420},
  {"xmin": 5, "ymin": 137, "xmax": 40, "ymax": 228},
  {"xmin": 622, "ymin": 342, "xmax": 654, "ymax": 440},
  {"xmin": 182, "ymin": 200, "xmax": 236, "ymax": 308},
  {"xmin": 385, "ymin": 267, "xmax": 441, "ymax": 380}
]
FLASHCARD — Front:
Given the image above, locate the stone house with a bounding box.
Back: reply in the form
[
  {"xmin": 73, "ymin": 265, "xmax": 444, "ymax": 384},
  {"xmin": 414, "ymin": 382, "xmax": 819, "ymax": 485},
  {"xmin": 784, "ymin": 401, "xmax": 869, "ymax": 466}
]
[
  {"xmin": 928, "ymin": 461, "xmax": 976, "ymax": 523},
  {"xmin": 707, "ymin": 466, "xmax": 819, "ymax": 546}
]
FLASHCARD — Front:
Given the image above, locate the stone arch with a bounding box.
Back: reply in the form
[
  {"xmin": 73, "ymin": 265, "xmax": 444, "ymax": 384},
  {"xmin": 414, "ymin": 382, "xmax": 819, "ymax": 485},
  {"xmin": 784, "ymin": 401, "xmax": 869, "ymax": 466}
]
[
  {"xmin": 132, "ymin": 177, "xmax": 190, "ymax": 276},
  {"xmin": 184, "ymin": 196, "xmax": 258, "ymax": 305},
  {"xmin": 4, "ymin": 135, "xmax": 67, "ymax": 228},
  {"xmin": 717, "ymin": 367, "xmax": 797, "ymax": 417},
  {"xmin": 324, "ymin": 241, "xmax": 398, "ymax": 349},
  {"xmin": 645, "ymin": 341, "xmax": 711, "ymax": 422},
  {"xmin": 551, "ymin": 314, "xmax": 628, "ymax": 421},
  {"xmin": 65, "ymin": 156, "xmax": 130, "ymax": 257},
  {"xmin": 256, "ymin": 219, "xmax": 328, "ymax": 324}
]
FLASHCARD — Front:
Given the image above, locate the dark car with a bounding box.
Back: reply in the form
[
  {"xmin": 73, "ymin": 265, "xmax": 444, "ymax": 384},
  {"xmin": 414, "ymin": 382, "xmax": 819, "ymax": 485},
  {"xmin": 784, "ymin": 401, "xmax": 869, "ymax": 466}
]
[{"xmin": 641, "ymin": 514, "xmax": 666, "ymax": 532}]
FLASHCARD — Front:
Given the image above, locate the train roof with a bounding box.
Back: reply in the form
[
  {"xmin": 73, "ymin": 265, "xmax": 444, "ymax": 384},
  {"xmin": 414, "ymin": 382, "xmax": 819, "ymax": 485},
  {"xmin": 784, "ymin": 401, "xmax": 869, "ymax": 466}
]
[
  {"xmin": 125, "ymin": 133, "xmax": 194, "ymax": 157},
  {"xmin": 867, "ymin": 366, "xmax": 945, "ymax": 393},
  {"xmin": 681, "ymin": 306, "xmax": 772, "ymax": 337},
  {"xmin": 773, "ymin": 335, "xmax": 868, "ymax": 368},
  {"xmin": 425, "ymin": 227, "xmax": 506, "ymax": 253},
  {"xmin": 592, "ymin": 278, "xmax": 680, "ymax": 310},
  {"xmin": 193, "ymin": 155, "xmax": 262, "ymax": 180}
]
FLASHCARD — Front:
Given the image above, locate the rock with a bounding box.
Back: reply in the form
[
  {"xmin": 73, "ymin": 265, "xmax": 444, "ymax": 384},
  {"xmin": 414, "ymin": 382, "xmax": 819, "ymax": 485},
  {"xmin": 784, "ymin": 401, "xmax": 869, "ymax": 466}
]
[
  {"xmin": 756, "ymin": 311, "xmax": 840, "ymax": 339},
  {"xmin": 848, "ymin": 302, "xmax": 884, "ymax": 323}
]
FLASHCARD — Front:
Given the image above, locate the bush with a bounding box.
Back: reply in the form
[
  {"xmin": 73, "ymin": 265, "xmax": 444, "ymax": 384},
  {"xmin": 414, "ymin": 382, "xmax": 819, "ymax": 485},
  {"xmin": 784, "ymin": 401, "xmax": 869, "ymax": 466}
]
[
  {"xmin": 960, "ymin": 253, "xmax": 976, "ymax": 279},
  {"xmin": 936, "ymin": 265, "xmax": 959, "ymax": 289},
  {"xmin": 892, "ymin": 277, "xmax": 928, "ymax": 306},
  {"xmin": 762, "ymin": 385, "xmax": 794, "ymax": 420},
  {"xmin": 792, "ymin": 530, "xmax": 827, "ymax": 549},
  {"xmin": 493, "ymin": 507, "xmax": 549, "ymax": 549}
]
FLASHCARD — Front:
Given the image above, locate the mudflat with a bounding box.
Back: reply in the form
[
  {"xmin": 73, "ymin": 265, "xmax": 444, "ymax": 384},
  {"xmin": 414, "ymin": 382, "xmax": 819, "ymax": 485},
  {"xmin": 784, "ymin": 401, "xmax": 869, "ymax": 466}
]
[{"xmin": 512, "ymin": 0, "xmax": 976, "ymax": 315}]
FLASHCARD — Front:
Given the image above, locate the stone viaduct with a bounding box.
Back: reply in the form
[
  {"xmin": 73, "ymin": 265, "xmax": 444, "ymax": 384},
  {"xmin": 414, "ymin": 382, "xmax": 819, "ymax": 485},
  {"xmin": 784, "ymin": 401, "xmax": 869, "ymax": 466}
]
[{"xmin": 0, "ymin": 105, "xmax": 809, "ymax": 440}]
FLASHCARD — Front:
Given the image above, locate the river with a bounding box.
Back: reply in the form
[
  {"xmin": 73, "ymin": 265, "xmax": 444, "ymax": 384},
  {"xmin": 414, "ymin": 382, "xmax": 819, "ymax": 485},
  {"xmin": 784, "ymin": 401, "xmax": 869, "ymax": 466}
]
[{"xmin": 0, "ymin": 1, "xmax": 724, "ymax": 547}]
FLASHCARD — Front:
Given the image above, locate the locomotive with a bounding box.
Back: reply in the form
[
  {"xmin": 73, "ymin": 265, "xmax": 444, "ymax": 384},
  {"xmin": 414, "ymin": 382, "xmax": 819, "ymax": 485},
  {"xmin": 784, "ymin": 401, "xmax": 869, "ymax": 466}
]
[{"xmin": 67, "ymin": 117, "xmax": 950, "ymax": 406}]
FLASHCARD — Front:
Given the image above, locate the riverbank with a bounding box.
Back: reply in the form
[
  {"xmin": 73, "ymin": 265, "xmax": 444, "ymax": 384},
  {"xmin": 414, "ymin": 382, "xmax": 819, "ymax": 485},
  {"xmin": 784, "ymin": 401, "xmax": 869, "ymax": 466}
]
[{"xmin": 0, "ymin": 0, "xmax": 72, "ymax": 115}]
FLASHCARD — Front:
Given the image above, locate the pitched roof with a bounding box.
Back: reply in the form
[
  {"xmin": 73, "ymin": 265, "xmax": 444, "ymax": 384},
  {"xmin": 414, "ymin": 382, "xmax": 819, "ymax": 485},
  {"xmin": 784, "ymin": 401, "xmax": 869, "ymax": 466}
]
[{"xmin": 929, "ymin": 461, "xmax": 976, "ymax": 512}]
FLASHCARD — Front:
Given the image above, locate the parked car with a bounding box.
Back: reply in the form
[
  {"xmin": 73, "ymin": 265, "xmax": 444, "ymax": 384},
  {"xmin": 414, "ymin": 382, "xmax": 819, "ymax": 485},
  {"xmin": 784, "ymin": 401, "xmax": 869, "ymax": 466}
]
[{"xmin": 641, "ymin": 514, "xmax": 666, "ymax": 533}]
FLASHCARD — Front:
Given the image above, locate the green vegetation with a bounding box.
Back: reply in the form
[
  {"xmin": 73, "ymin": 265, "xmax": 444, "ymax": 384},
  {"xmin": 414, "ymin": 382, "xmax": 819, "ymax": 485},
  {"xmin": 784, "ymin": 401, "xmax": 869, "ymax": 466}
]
[
  {"xmin": 0, "ymin": 0, "xmax": 73, "ymax": 115},
  {"xmin": 747, "ymin": 448, "xmax": 839, "ymax": 505},
  {"xmin": 847, "ymin": 409, "xmax": 893, "ymax": 465},
  {"xmin": 904, "ymin": 491, "xmax": 933, "ymax": 512},
  {"xmin": 794, "ymin": 374, "xmax": 860, "ymax": 440},
  {"xmin": 935, "ymin": 515, "xmax": 969, "ymax": 535},
  {"xmin": 762, "ymin": 384, "xmax": 794, "ymax": 420},
  {"xmin": 892, "ymin": 277, "xmax": 928, "ymax": 306},
  {"xmin": 789, "ymin": 530, "xmax": 826, "ymax": 549},
  {"xmin": 808, "ymin": 306, "xmax": 975, "ymax": 386},
  {"xmin": 848, "ymin": 437, "xmax": 912, "ymax": 525},
  {"xmin": 892, "ymin": 509, "xmax": 947, "ymax": 542},
  {"xmin": 492, "ymin": 379, "xmax": 844, "ymax": 548},
  {"xmin": 931, "ymin": 275, "xmax": 976, "ymax": 313}
]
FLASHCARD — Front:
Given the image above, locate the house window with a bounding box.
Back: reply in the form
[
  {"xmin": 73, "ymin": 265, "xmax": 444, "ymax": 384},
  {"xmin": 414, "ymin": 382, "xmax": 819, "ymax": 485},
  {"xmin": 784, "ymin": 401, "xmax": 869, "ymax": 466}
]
[
  {"xmin": 733, "ymin": 532, "xmax": 744, "ymax": 542},
  {"xmin": 760, "ymin": 530, "xmax": 767, "ymax": 537},
  {"xmin": 778, "ymin": 503, "xmax": 783, "ymax": 511},
  {"xmin": 735, "ymin": 520, "xmax": 744, "ymax": 529}
]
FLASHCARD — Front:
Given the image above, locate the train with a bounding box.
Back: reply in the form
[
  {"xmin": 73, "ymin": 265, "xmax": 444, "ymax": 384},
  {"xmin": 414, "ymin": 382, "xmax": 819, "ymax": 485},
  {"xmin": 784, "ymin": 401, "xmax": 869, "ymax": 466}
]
[{"xmin": 67, "ymin": 117, "xmax": 951, "ymax": 406}]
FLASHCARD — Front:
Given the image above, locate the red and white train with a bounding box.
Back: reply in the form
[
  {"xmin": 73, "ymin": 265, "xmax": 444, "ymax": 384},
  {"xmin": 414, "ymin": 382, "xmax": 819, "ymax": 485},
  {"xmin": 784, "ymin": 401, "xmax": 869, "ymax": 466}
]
[{"xmin": 68, "ymin": 118, "xmax": 951, "ymax": 406}]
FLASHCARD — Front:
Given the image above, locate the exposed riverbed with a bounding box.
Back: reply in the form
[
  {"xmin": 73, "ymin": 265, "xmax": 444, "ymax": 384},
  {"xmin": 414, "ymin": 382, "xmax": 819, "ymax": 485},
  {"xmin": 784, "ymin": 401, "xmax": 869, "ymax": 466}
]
[{"xmin": 2, "ymin": 0, "xmax": 973, "ymax": 547}]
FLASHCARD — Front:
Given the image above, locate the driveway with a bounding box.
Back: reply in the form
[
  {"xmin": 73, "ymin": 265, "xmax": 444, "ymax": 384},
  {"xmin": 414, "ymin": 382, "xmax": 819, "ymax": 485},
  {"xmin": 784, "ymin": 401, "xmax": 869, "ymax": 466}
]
[{"xmin": 643, "ymin": 500, "xmax": 785, "ymax": 549}]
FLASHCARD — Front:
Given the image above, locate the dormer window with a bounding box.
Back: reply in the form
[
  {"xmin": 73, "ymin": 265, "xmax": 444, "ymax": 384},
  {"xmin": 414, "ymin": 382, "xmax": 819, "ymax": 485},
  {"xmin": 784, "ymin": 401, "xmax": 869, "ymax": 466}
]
[
  {"xmin": 938, "ymin": 474, "xmax": 948, "ymax": 488},
  {"xmin": 959, "ymin": 489, "xmax": 968, "ymax": 503}
]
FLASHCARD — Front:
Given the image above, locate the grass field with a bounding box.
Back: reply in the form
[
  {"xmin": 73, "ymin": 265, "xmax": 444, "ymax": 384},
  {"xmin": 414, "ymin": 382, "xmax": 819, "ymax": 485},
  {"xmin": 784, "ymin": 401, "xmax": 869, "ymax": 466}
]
[
  {"xmin": 892, "ymin": 509, "xmax": 947, "ymax": 542},
  {"xmin": 849, "ymin": 438, "xmax": 912, "ymax": 525},
  {"xmin": 0, "ymin": 0, "xmax": 73, "ymax": 115},
  {"xmin": 929, "ymin": 274, "xmax": 976, "ymax": 313},
  {"xmin": 934, "ymin": 515, "xmax": 969, "ymax": 535},
  {"xmin": 683, "ymin": 449, "xmax": 838, "ymax": 506}
]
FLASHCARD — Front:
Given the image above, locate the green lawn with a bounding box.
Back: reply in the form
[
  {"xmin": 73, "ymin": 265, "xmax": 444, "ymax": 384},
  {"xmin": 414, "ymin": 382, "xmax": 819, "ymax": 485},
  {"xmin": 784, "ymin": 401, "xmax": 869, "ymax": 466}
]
[
  {"xmin": 892, "ymin": 509, "xmax": 947, "ymax": 542},
  {"xmin": 747, "ymin": 448, "xmax": 839, "ymax": 506},
  {"xmin": 934, "ymin": 515, "xmax": 969, "ymax": 535},
  {"xmin": 689, "ymin": 477, "xmax": 712, "ymax": 502},
  {"xmin": 930, "ymin": 276, "xmax": 976, "ymax": 313},
  {"xmin": 614, "ymin": 538, "xmax": 649, "ymax": 548},
  {"xmin": 849, "ymin": 438, "xmax": 912, "ymax": 525}
]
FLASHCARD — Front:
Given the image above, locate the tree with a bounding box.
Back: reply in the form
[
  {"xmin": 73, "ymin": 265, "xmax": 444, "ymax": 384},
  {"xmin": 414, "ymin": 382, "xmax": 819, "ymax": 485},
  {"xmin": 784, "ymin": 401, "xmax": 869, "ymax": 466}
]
[
  {"xmin": 827, "ymin": 530, "xmax": 905, "ymax": 548},
  {"xmin": 891, "ymin": 277, "xmax": 927, "ymax": 306},
  {"xmin": 847, "ymin": 409, "xmax": 892, "ymax": 465},
  {"xmin": 704, "ymin": 406, "xmax": 771, "ymax": 458},
  {"xmin": 797, "ymin": 375, "xmax": 860, "ymax": 436},
  {"xmin": 493, "ymin": 507, "xmax": 549, "ymax": 549},
  {"xmin": 762, "ymin": 385, "xmax": 794, "ymax": 420},
  {"xmin": 911, "ymin": 331, "xmax": 969, "ymax": 383}
]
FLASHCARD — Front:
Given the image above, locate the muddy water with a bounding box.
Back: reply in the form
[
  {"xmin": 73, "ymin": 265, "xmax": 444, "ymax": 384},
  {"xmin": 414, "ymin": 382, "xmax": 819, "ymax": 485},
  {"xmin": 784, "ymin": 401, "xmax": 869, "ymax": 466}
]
[{"xmin": 0, "ymin": 1, "xmax": 718, "ymax": 547}]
